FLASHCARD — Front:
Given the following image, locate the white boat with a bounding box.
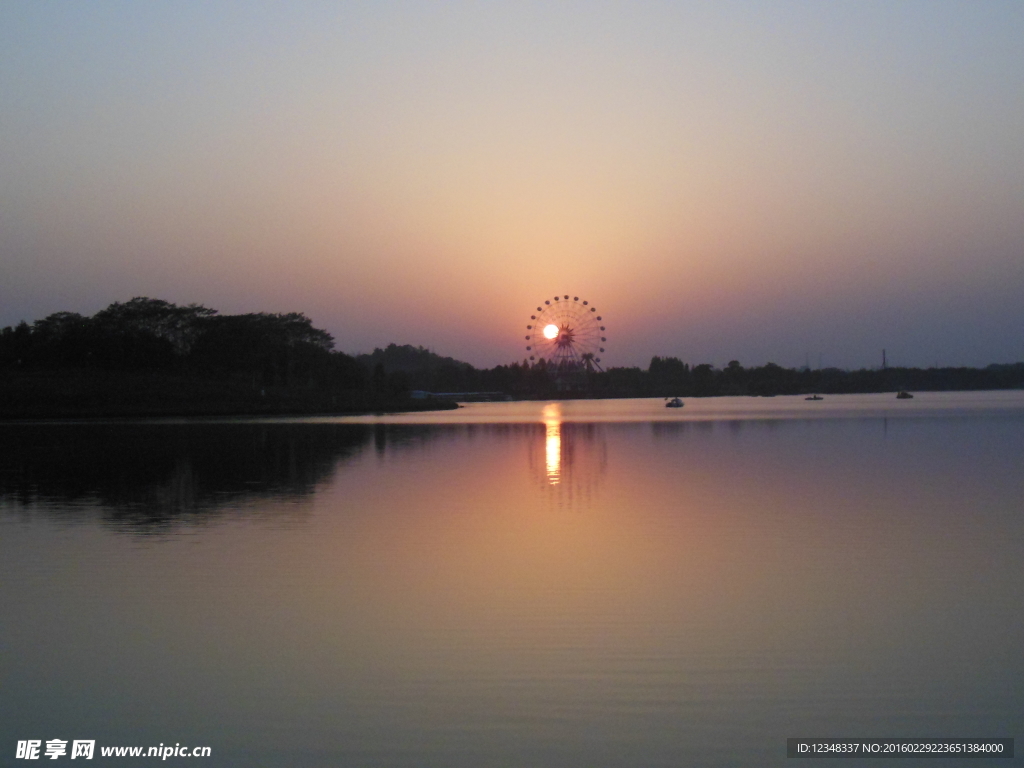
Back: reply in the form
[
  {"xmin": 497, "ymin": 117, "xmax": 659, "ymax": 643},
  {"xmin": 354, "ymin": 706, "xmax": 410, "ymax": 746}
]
[{"xmin": 665, "ymin": 397, "xmax": 684, "ymax": 408}]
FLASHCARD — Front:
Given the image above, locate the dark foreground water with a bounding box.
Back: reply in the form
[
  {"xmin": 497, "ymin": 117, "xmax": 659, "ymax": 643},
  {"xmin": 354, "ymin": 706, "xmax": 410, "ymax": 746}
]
[{"xmin": 2, "ymin": 394, "xmax": 1023, "ymax": 767}]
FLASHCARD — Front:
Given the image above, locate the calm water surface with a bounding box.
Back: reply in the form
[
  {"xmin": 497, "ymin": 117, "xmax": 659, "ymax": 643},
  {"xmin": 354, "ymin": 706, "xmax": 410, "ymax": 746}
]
[{"xmin": 2, "ymin": 393, "xmax": 1023, "ymax": 766}]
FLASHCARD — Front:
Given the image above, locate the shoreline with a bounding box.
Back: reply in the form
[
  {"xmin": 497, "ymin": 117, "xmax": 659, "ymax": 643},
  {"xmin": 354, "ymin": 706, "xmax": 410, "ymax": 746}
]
[
  {"xmin": 0, "ymin": 401, "xmax": 461, "ymax": 422},
  {"xmin": 0, "ymin": 369, "xmax": 459, "ymax": 421}
]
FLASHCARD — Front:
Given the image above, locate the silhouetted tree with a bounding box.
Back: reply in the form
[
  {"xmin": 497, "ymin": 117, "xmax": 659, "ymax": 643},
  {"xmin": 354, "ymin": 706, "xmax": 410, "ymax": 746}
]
[
  {"xmin": 720, "ymin": 360, "xmax": 747, "ymax": 395},
  {"xmin": 94, "ymin": 297, "xmax": 216, "ymax": 354},
  {"xmin": 691, "ymin": 363, "xmax": 716, "ymax": 396},
  {"xmin": 648, "ymin": 356, "xmax": 690, "ymax": 395},
  {"xmin": 189, "ymin": 312, "xmax": 334, "ymax": 385}
]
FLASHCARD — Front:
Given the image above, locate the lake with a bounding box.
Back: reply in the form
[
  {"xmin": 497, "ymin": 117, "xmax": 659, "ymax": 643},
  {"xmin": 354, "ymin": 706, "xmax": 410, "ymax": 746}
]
[{"xmin": 2, "ymin": 393, "xmax": 1023, "ymax": 766}]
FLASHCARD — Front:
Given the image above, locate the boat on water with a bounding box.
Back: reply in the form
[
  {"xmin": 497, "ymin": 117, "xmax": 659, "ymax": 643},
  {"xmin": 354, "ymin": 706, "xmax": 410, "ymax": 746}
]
[
  {"xmin": 805, "ymin": 394, "xmax": 823, "ymax": 401},
  {"xmin": 665, "ymin": 397, "xmax": 684, "ymax": 408},
  {"xmin": 896, "ymin": 391, "xmax": 914, "ymax": 399}
]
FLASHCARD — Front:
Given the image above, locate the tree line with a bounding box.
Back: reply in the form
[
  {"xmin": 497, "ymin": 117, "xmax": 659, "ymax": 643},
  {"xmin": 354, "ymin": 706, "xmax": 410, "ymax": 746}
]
[
  {"xmin": 0, "ymin": 298, "xmax": 429, "ymax": 416},
  {"xmin": 595, "ymin": 357, "xmax": 1024, "ymax": 398},
  {"xmin": 332, "ymin": 346, "xmax": 1024, "ymax": 398},
  {"xmin": 0, "ymin": 297, "xmax": 376, "ymax": 390},
  {"xmin": 3, "ymin": 299, "xmax": 1022, "ymax": 405}
]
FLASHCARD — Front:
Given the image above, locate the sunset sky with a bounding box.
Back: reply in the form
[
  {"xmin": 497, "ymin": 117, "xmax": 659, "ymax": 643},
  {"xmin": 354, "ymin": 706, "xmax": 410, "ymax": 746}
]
[{"xmin": 2, "ymin": 1, "xmax": 1023, "ymax": 369}]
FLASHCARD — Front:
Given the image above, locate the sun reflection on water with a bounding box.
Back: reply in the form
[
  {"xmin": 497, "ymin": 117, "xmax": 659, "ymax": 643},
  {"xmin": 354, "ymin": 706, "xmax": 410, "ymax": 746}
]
[{"xmin": 542, "ymin": 403, "xmax": 561, "ymax": 485}]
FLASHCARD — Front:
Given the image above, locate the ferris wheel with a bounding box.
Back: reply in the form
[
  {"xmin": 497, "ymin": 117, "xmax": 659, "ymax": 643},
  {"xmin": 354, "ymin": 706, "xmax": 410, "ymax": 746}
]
[{"xmin": 525, "ymin": 295, "xmax": 606, "ymax": 372}]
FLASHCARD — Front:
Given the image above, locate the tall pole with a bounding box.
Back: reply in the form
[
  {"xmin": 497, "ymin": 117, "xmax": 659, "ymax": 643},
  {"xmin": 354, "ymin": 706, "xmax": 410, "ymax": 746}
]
[{"xmin": 882, "ymin": 349, "xmax": 887, "ymax": 370}]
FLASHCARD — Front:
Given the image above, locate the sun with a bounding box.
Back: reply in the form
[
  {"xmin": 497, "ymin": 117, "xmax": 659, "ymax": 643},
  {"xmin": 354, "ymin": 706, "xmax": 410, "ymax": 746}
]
[{"xmin": 543, "ymin": 324, "xmax": 559, "ymax": 340}]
